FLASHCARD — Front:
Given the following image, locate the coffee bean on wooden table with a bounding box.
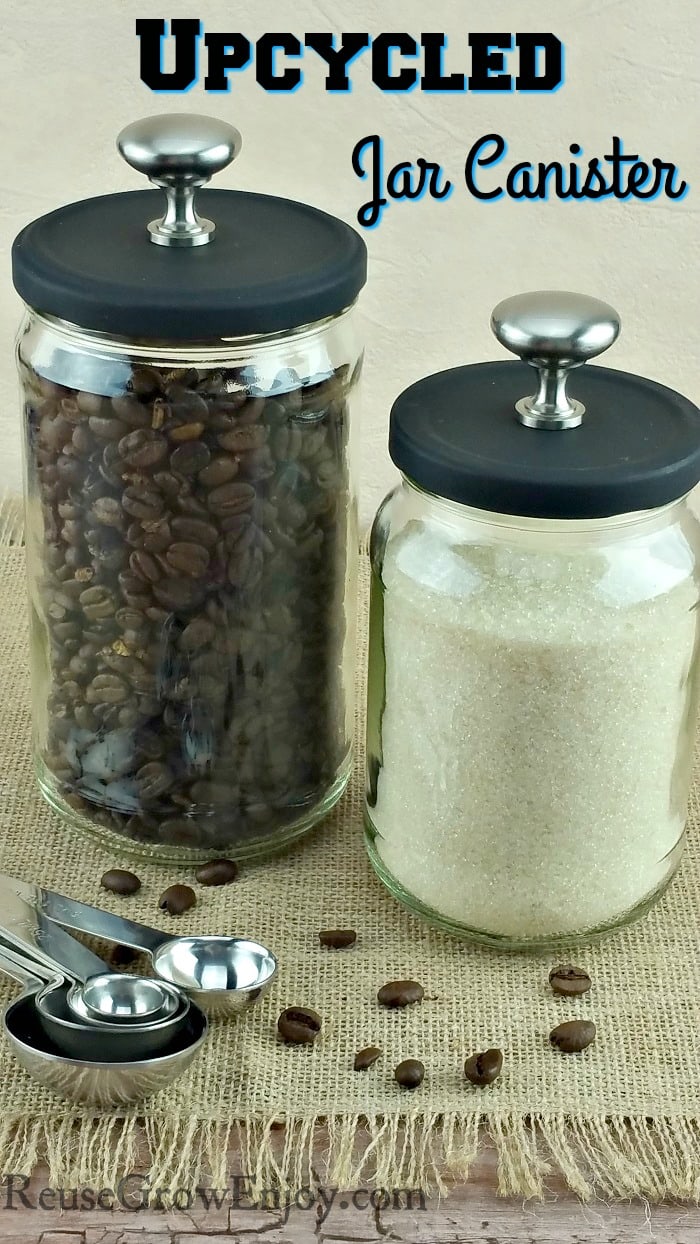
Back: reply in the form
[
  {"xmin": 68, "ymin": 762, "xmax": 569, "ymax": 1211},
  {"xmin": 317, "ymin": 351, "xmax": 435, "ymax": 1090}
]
[
  {"xmin": 195, "ymin": 858, "xmax": 239, "ymax": 886},
  {"xmin": 548, "ymin": 965, "xmax": 592, "ymax": 997},
  {"xmin": 100, "ymin": 868, "xmax": 141, "ymax": 896},
  {"xmin": 159, "ymin": 884, "xmax": 196, "ymax": 916},
  {"xmin": 377, "ymin": 980, "xmax": 424, "ymax": 1008},
  {"xmin": 394, "ymin": 1059, "xmax": 424, "ymax": 1089},
  {"xmin": 24, "ymin": 353, "xmax": 355, "ymax": 857},
  {"xmin": 550, "ymin": 1020, "xmax": 596, "ymax": 1053},
  {"xmin": 319, "ymin": 929, "xmax": 356, "ymax": 949},
  {"xmin": 464, "ymin": 1048, "xmax": 503, "ymax": 1086},
  {"xmin": 277, "ymin": 1006, "xmax": 322, "ymax": 1045},
  {"xmin": 354, "ymin": 1046, "xmax": 381, "ymax": 1071}
]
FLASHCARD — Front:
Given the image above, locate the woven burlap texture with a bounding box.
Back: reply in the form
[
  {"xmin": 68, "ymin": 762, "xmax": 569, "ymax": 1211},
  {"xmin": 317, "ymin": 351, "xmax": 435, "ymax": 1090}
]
[{"xmin": 1, "ymin": 498, "xmax": 700, "ymax": 1202}]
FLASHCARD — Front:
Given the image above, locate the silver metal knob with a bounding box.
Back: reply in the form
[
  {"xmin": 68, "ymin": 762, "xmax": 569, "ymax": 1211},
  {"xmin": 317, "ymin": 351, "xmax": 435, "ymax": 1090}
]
[
  {"xmin": 491, "ymin": 291, "xmax": 621, "ymax": 429},
  {"xmin": 117, "ymin": 114, "xmax": 242, "ymax": 248}
]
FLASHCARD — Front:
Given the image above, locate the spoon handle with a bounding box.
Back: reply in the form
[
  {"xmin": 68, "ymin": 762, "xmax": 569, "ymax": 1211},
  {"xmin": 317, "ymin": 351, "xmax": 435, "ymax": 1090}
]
[
  {"xmin": 40, "ymin": 890, "xmax": 169, "ymax": 956},
  {"xmin": 0, "ymin": 942, "xmax": 50, "ymax": 991},
  {"xmin": 0, "ymin": 875, "xmax": 118, "ymax": 979}
]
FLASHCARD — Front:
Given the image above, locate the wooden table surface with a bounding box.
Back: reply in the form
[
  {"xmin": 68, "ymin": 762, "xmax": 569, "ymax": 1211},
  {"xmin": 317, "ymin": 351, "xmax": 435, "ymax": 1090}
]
[{"xmin": 2, "ymin": 1141, "xmax": 700, "ymax": 1244}]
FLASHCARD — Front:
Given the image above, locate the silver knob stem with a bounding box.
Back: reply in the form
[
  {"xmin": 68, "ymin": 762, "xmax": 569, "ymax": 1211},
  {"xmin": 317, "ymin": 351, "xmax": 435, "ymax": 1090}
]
[
  {"xmin": 491, "ymin": 291, "xmax": 621, "ymax": 429},
  {"xmin": 117, "ymin": 114, "xmax": 242, "ymax": 248}
]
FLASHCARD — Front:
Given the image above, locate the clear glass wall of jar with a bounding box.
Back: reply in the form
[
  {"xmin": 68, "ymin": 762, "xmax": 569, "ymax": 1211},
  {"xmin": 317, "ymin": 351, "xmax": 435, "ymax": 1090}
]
[
  {"xmin": 19, "ymin": 307, "xmax": 361, "ymax": 861},
  {"xmin": 366, "ymin": 479, "xmax": 700, "ymax": 947}
]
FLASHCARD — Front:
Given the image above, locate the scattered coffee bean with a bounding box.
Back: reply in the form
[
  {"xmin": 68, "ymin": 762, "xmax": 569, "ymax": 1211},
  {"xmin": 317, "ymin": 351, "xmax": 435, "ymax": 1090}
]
[
  {"xmin": 195, "ymin": 858, "xmax": 239, "ymax": 886},
  {"xmin": 100, "ymin": 868, "xmax": 141, "ymax": 896},
  {"xmin": 464, "ymin": 1048, "xmax": 503, "ymax": 1086},
  {"xmin": 354, "ymin": 1046, "xmax": 381, "ymax": 1071},
  {"xmin": 159, "ymin": 884, "xmax": 196, "ymax": 915},
  {"xmin": 549, "ymin": 965, "xmax": 592, "ymax": 997},
  {"xmin": 394, "ymin": 1058, "xmax": 424, "ymax": 1090},
  {"xmin": 377, "ymin": 980, "xmax": 424, "ymax": 1008},
  {"xmin": 319, "ymin": 929, "xmax": 357, "ymax": 949},
  {"xmin": 111, "ymin": 944, "xmax": 140, "ymax": 967},
  {"xmin": 550, "ymin": 1019, "xmax": 596, "ymax": 1053},
  {"xmin": 277, "ymin": 1006, "xmax": 322, "ymax": 1045}
]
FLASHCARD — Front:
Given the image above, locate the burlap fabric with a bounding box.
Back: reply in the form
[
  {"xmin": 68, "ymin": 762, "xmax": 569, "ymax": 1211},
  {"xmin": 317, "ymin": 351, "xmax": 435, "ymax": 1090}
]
[{"xmin": 1, "ymin": 498, "xmax": 700, "ymax": 1202}]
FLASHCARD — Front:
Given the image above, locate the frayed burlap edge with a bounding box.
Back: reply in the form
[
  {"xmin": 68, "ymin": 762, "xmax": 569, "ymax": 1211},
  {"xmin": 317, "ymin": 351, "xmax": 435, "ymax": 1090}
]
[
  {"xmin": 3, "ymin": 493, "xmax": 700, "ymax": 1201},
  {"xmin": 2, "ymin": 1110, "xmax": 700, "ymax": 1201}
]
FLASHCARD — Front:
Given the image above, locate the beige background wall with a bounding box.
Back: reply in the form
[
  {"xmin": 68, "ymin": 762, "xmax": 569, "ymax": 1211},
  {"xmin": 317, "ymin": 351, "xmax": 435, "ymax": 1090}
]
[{"xmin": 0, "ymin": 0, "xmax": 697, "ymax": 524}]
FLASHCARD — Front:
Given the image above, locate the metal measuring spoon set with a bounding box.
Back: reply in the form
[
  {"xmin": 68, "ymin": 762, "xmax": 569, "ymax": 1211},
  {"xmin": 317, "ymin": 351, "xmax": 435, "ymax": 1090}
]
[{"xmin": 0, "ymin": 873, "xmax": 277, "ymax": 1104}]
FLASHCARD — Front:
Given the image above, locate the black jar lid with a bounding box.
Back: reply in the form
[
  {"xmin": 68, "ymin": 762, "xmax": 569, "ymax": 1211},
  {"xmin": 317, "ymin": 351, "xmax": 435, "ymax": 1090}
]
[
  {"xmin": 389, "ymin": 292, "xmax": 700, "ymax": 520},
  {"xmin": 12, "ymin": 115, "xmax": 367, "ymax": 342}
]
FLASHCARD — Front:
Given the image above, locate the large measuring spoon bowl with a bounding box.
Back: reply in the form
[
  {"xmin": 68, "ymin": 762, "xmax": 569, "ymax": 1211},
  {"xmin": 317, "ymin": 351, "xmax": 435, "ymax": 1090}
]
[
  {"xmin": 0, "ymin": 949, "xmax": 208, "ymax": 1105},
  {"xmin": 152, "ymin": 936, "xmax": 277, "ymax": 1017}
]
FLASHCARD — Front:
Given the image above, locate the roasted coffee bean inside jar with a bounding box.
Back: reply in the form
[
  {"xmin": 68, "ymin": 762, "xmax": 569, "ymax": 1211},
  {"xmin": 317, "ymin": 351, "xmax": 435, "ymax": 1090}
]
[{"xmin": 23, "ymin": 357, "xmax": 358, "ymax": 859}]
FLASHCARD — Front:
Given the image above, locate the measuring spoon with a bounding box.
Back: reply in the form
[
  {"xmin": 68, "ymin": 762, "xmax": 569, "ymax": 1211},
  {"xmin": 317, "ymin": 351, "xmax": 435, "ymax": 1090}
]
[
  {"xmin": 0, "ymin": 944, "xmax": 207, "ymax": 1105},
  {"xmin": 0, "ymin": 875, "xmax": 277, "ymax": 1016}
]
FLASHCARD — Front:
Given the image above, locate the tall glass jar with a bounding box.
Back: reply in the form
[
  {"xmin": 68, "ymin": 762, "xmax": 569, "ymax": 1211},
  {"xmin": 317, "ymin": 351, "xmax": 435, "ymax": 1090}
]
[
  {"xmin": 365, "ymin": 293, "xmax": 700, "ymax": 947},
  {"xmin": 13, "ymin": 116, "xmax": 366, "ymax": 862}
]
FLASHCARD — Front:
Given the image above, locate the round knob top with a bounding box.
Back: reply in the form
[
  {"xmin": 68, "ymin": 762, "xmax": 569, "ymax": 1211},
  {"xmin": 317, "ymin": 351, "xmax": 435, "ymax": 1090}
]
[
  {"xmin": 117, "ymin": 114, "xmax": 242, "ymax": 248},
  {"xmin": 491, "ymin": 291, "xmax": 621, "ymax": 429}
]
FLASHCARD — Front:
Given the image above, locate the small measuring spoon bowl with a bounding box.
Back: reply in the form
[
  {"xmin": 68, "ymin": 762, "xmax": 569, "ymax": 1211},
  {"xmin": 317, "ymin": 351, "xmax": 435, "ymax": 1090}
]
[
  {"xmin": 36, "ymin": 979, "xmax": 190, "ymax": 1061},
  {"xmin": 69, "ymin": 974, "xmax": 180, "ymax": 1024}
]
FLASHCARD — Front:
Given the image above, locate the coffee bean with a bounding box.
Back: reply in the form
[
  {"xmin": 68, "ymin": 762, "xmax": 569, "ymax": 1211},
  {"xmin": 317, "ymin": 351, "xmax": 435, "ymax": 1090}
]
[
  {"xmin": 199, "ymin": 455, "xmax": 238, "ymax": 488},
  {"xmin": 90, "ymin": 497, "xmax": 123, "ymax": 529},
  {"xmin": 113, "ymin": 394, "xmax": 152, "ymax": 425},
  {"xmin": 377, "ymin": 980, "xmax": 424, "ymax": 1008},
  {"xmin": 153, "ymin": 577, "xmax": 204, "ymax": 610},
  {"xmin": 277, "ymin": 1006, "xmax": 322, "ymax": 1045},
  {"xmin": 89, "ymin": 415, "xmax": 125, "ymax": 441},
  {"xmin": 195, "ymin": 858, "xmax": 239, "ymax": 886},
  {"xmin": 464, "ymin": 1048, "xmax": 503, "ymax": 1086},
  {"xmin": 319, "ymin": 929, "xmax": 357, "ymax": 949},
  {"xmin": 217, "ymin": 426, "xmax": 267, "ymax": 454},
  {"xmin": 394, "ymin": 1059, "xmax": 424, "ymax": 1090},
  {"xmin": 550, "ymin": 1020, "xmax": 596, "ymax": 1053},
  {"xmin": 179, "ymin": 617, "xmax": 216, "ymax": 652},
  {"xmin": 207, "ymin": 481, "xmax": 256, "ymax": 516},
  {"xmin": 171, "ymin": 441, "xmax": 211, "ymax": 476},
  {"xmin": 101, "ymin": 868, "xmax": 141, "ymax": 896},
  {"xmin": 169, "ymin": 421, "xmax": 206, "ymax": 443},
  {"xmin": 166, "ymin": 542, "xmax": 210, "ymax": 578},
  {"xmin": 354, "ymin": 1046, "xmax": 381, "ymax": 1071},
  {"xmin": 152, "ymin": 470, "xmax": 182, "ymax": 498},
  {"xmin": 118, "ymin": 429, "xmax": 168, "ymax": 470},
  {"xmin": 171, "ymin": 517, "xmax": 219, "ymax": 548},
  {"xmin": 136, "ymin": 761, "xmax": 174, "ymax": 800},
  {"xmin": 130, "ymin": 367, "xmax": 160, "ymax": 398},
  {"xmin": 111, "ymin": 944, "xmax": 140, "ymax": 966},
  {"xmin": 122, "ymin": 485, "xmax": 164, "ymax": 521},
  {"xmin": 549, "ymin": 965, "xmax": 592, "ymax": 997},
  {"xmin": 159, "ymin": 884, "xmax": 196, "ymax": 915},
  {"xmin": 130, "ymin": 549, "xmax": 161, "ymax": 583},
  {"xmin": 86, "ymin": 673, "xmax": 129, "ymax": 704},
  {"xmin": 79, "ymin": 585, "xmax": 116, "ymax": 621}
]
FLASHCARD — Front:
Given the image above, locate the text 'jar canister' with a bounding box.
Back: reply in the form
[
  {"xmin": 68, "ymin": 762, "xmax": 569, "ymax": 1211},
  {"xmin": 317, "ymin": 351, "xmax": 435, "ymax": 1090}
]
[
  {"xmin": 366, "ymin": 292, "xmax": 700, "ymax": 947},
  {"xmin": 12, "ymin": 115, "xmax": 367, "ymax": 862}
]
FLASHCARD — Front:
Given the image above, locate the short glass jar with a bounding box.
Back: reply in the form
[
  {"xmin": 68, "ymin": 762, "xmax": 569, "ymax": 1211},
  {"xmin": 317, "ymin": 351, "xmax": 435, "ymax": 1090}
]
[
  {"xmin": 365, "ymin": 293, "xmax": 700, "ymax": 947},
  {"xmin": 13, "ymin": 116, "xmax": 366, "ymax": 862}
]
